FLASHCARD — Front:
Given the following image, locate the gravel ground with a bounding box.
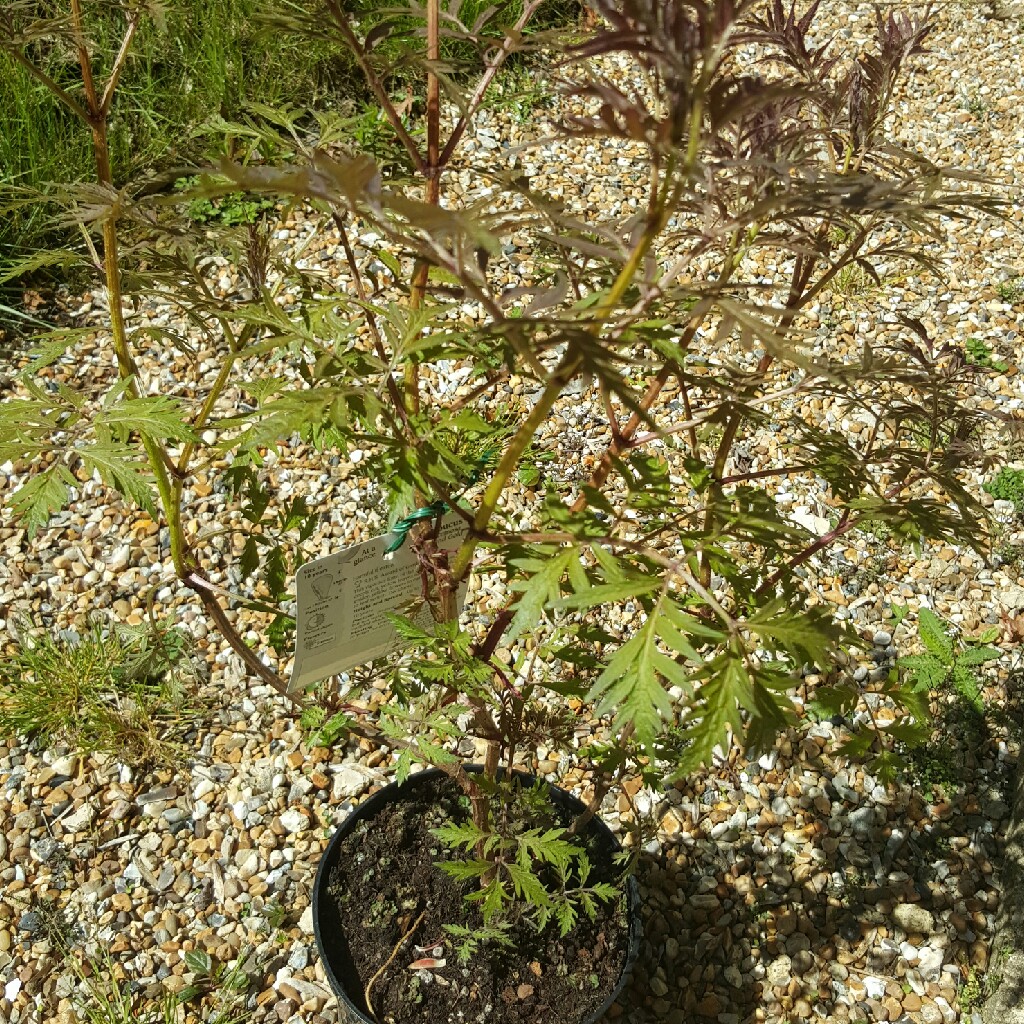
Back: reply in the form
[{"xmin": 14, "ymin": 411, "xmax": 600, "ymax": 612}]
[{"xmin": 2, "ymin": 2, "xmax": 1024, "ymax": 1023}]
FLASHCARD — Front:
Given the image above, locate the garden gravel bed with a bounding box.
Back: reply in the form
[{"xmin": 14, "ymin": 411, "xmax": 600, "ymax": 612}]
[{"xmin": 2, "ymin": 2, "xmax": 1024, "ymax": 1023}]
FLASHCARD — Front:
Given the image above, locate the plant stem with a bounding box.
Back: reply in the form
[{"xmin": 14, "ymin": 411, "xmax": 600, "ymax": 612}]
[
  {"xmin": 186, "ymin": 572, "xmax": 305, "ymax": 708},
  {"xmin": 568, "ymin": 727, "xmax": 633, "ymax": 837},
  {"xmin": 66, "ymin": 0, "xmax": 188, "ymax": 577},
  {"xmin": 322, "ymin": 0, "xmax": 427, "ymax": 174},
  {"xmin": 438, "ymin": 0, "xmax": 544, "ymax": 167},
  {"xmin": 754, "ymin": 475, "xmax": 918, "ymax": 598}
]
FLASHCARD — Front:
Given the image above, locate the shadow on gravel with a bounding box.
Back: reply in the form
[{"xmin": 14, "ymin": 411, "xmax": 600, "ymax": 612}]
[{"xmin": 616, "ymin": 697, "xmax": 1018, "ymax": 1024}]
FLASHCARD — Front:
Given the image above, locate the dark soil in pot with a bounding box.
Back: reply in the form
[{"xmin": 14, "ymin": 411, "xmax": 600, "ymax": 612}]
[{"xmin": 316, "ymin": 769, "xmax": 637, "ymax": 1024}]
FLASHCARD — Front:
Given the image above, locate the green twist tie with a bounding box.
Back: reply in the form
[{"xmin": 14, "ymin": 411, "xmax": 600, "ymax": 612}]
[
  {"xmin": 383, "ymin": 447, "xmax": 498, "ymax": 556},
  {"xmin": 385, "ymin": 500, "xmax": 450, "ymax": 554}
]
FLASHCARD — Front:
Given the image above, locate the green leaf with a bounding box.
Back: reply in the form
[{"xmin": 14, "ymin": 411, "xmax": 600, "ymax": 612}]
[
  {"xmin": 809, "ymin": 684, "xmax": 859, "ymax": 719},
  {"xmin": 835, "ymin": 732, "xmax": 875, "ymax": 759},
  {"xmin": 430, "ymin": 821, "xmax": 486, "ymax": 852},
  {"xmin": 505, "ymin": 862, "xmax": 551, "ymax": 908},
  {"xmin": 9, "ymin": 464, "xmax": 77, "ymax": 537},
  {"xmin": 95, "ymin": 393, "xmax": 197, "ymax": 443},
  {"xmin": 744, "ymin": 600, "xmax": 839, "ymax": 665},
  {"xmin": 870, "ymin": 750, "xmax": 907, "ymax": 786},
  {"xmin": 587, "ymin": 601, "xmax": 678, "ymax": 752},
  {"xmin": 79, "ymin": 442, "xmax": 157, "ymax": 514},
  {"xmin": 184, "ymin": 949, "xmax": 213, "ymax": 976},
  {"xmin": 395, "ymin": 748, "xmax": 413, "ymax": 784},
  {"xmin": 670, "ymin": 650, "xmax": 749, "ymax": 778},
  {"xmin": 554, "ymin": 900, "xmax": 576, "ymax": 937},
  {"xmin": 517, "ymin": 828, "xmax": 577, "ymax": 874},
  {"xmin": 470, "ymin": 876, "xmax": 510, "ymax": 924},
  {"xmin": 386, "ymin": 613, "xmax": 436, "ymax": 646},
  {"xmin": 507, "ymin": 548, "xmax": 578, "ymax": 641},
  {"xmin": 240, "ymin": 536, "xmax": 260, "ymax": 580},
  {"xmin": 951, "ymin": 666, "xmax": 984, "ymax": 712},
  {"xmin": 897, "ymin": 653, "xmax": 947, "ymax": 690},
  {"xmin": 553, "ymin": 575, "xmax": 660, "ymax": 611},
  {"xmin": 889, "ymin": 603, "xmax": 909, "ymax": 628},
  {"xmin": 437, "ymin": 859, "xmax": 492, "ymax": 882},
  {"xmin": 956, "ymin": 646, "xmax": 1001, "ymax": 666},
  {"xmin": 267, "ymin": 614, "xmax": 295, "ymax": 658},
  {"xmin": 917, "ymin": 608, "xmax": 953, "ymax": 663}
]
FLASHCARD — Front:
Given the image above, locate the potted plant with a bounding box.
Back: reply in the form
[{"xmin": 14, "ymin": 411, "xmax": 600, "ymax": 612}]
[{"xmin": 0, "ymin": 0, "xmax": 1008, "ymax": 1021}]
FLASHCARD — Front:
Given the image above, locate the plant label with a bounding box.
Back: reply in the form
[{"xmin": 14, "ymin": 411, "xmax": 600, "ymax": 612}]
[{"xmin": 290, "ymin": 514, "xmax": 470, "ymax": 692}]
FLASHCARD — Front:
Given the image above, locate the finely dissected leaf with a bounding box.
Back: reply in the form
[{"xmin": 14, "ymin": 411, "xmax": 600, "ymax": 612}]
[
  {"xmin": 956, "ymin": 645, "xmax": 1001, "ymax": 666},
  {"xmin": 917, "ymin": 608, "xmax": 953, "ymax": 663},
  {"xmin": 742, "ymin": 669, "xmax": 800, "ymax": 756},
  {"xmin": 79, "ymin": 442, "xmax": 157, "ymax": 514},
  {"xmin": 386, "ymin": 614, "xmax": 436, "ymax": 646},
  {"xmin": 744, "ymin": 601, "xmax": 840, "ymax": 665},
  {"xmin": 670, "ymin": 651, "xmax": 750, "ymax": 778},
  {"xmin": 809, "ymin": 684, "xmax": 859, "ymax": 720},
  {"xmin": 9, "ymin": 464, "xmax": 78, "ymax": 537},
  {"xmin": 467, "ymin": 877, "xmax": 511, "ymax": 924},
  {"xmin": 506, "ymin": 548, "xmax": 578, "ymax": 641},
  {"xmin": 586, "ymin": 598, "xmax": 683, "ymax": 751},
  {"xmin": 836, "ymin": 732, "xmax": 876, "ymax": 759},
  {"xmin": 394, "ymin": 748, "xmax": 413, "ymax": 784},
  {"xmin": 951, "ymin": 666, "xmax": 984, "ymax": 712},
  {"xmin": 897, "ymin": 653, "xmax": 946, "ymax": 690},
  {"xmin": 517, "ymin": 828, "xmax": 578, "ymax": 874},
  {"xmin": 94, "ymin": 393, "xmax": 197, "ymax": 443},
  {"xmin": 554, "ymin": 900, "xmax": 576, "ymax": 937},
  {"xmin": 505, "ymin": 862, "xmax": 551, "ymax": 908},
  {"xmin": 437, "ymin": 859, "xmax": 492, "ymax": 882},
  {"xmin": 553, "ymin": 575, "xmax": 661, "ymax": 611},
  {"xmin": 892, "ymin": 684, "xmax": 931, "ymax": 728},
  {"xmin": 430, "ymin": 821, "xmax": 486, "ymax": 851},
  {"xmin": 239, "ymin": 536, "xmax": 260, "ymax": 580}
]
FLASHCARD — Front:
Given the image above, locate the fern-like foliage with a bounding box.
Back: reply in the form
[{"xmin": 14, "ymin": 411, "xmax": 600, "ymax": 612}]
[{"xmin": 431, "ymin": 780, "xmax": 621, "ymax": 947}]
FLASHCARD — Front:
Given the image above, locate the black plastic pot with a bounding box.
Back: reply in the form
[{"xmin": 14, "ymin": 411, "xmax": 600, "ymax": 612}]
[{"xmin": 312, "ymin": 765, "xmax": 641, "ymax": 1024}]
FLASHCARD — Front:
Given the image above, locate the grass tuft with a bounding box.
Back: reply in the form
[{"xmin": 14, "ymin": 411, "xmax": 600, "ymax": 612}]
[{"xmin": 0, "ymin": 617, "xmax": 205, "ymax": 767}]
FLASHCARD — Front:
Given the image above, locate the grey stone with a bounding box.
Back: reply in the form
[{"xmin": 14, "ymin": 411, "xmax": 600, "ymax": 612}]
[
  {"xmin": 154, "ymin": 864, "xmax": 176, "ymax": 892},
  {"xmin": 279, "ymin": 808, "xmax": 309, "ymax": 835},
  {"xmin": 17, "ymin": 912, "xmax": 40, "ymax": 935},
  {"xmin": 31, "ymin": 838, "xmax": 62, "ymax": 864},
  {"xmin": 136, "ymin": 786, "xmax": 177, "ymax": 806},
  {"xmin": 893, "ymin": 903, "xmax": 935, "ymax": 935},
  {"xmin": 849, "ymin": 805, "xmax": 877, "ymax": 837},
  {"xmin": 766, "ymin": 955, "xmax": 792, "ymax": 988}
]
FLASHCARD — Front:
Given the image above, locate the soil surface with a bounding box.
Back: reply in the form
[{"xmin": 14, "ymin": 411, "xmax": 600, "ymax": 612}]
[{"xmin": 324, "ymin": 775, "xmax": 631, "ymax": 1024}]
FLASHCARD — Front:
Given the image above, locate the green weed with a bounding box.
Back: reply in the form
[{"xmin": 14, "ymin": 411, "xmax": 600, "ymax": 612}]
[
  {"xmin": 965, "ymin": 337, "xmax": 1009, "ymax": 373},
  {"xmin": 0, "ymin": 617, "xmax": 203, "ymax": 766},
  {"xmin": 898, "ymin": 607, "xmax": 1002, "ymax": 715},
  {"xmin": 985, "ymin": 467, "xmax": 1024, "ymax": 517},
  {"xmin": 177, "ymin": 947, "xmax": 255, "ymax": 1023},
  {"xmin": 175, "ymin": 177, "xmax": 276, "ymax": 228},
  {"xmin": 997, "ymin": 276, "xmax": 1024, "ymax": 304},
  {"xmin": 959, "ymin": 965, "xmax": 984, "ymax": 1013},
  {"xmin": 0, "ymin": 0, "xmax": 357, "ymax": 257}
]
